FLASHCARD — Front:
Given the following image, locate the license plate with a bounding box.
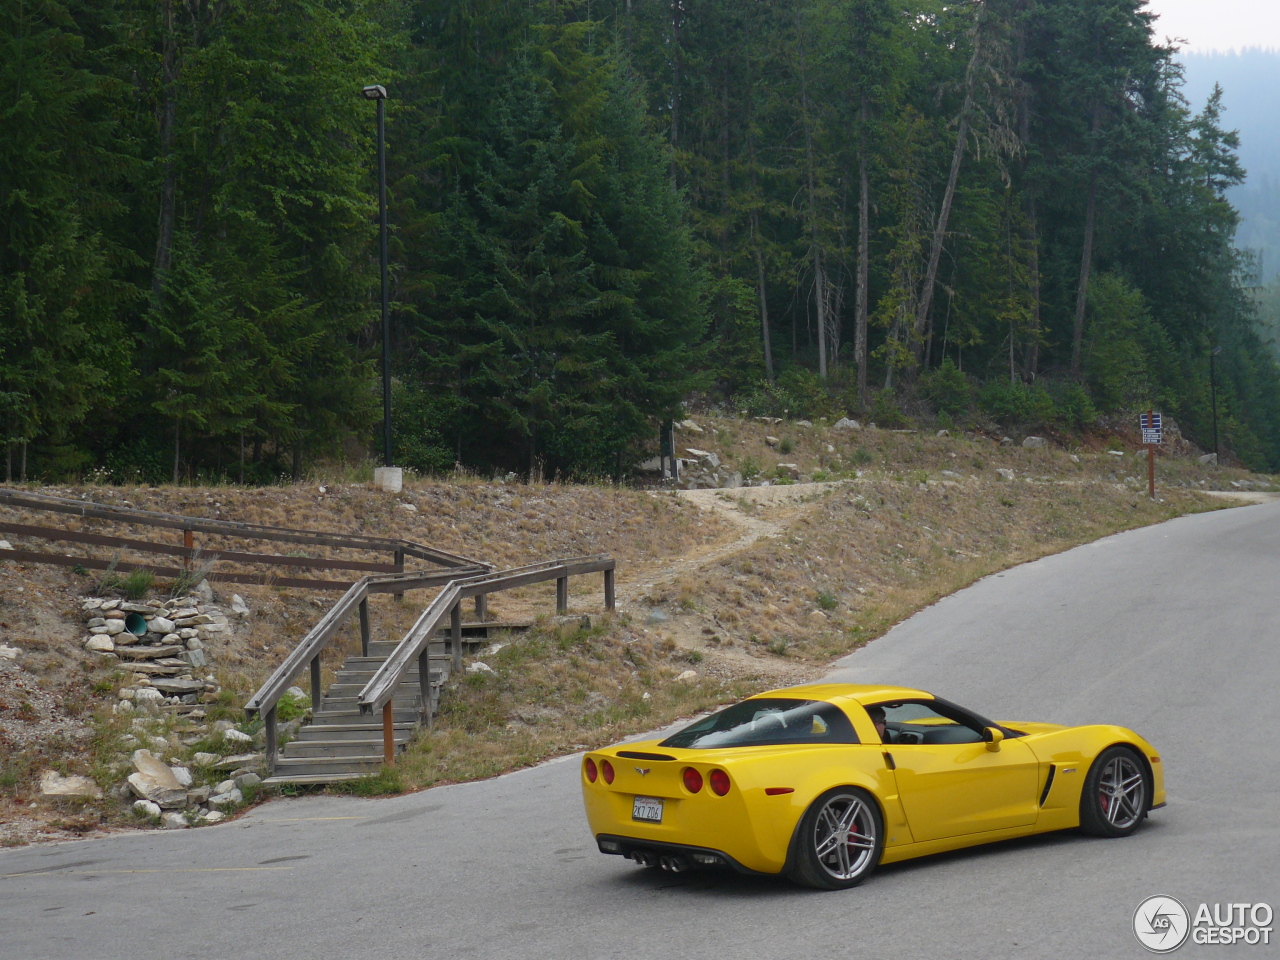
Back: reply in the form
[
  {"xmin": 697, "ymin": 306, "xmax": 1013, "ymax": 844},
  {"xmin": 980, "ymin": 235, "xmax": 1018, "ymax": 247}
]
[{"xmin": 632, "ymin": 795, "xmax": 664, "ymax": 823}]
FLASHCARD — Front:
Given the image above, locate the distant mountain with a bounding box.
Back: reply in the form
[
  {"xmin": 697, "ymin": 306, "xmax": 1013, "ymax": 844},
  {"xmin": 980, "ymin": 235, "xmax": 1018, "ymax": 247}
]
[{"xmin": 1181, "ymin": 48, "xmax": 1280, "ymax": 281}]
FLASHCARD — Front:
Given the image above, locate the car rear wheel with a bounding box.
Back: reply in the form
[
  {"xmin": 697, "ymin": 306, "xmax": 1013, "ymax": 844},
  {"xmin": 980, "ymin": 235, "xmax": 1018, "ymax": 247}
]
[
  {"xmin": 1079, "ymin": 745, "xmax": 1149, "ymax": 837},
  {"xmin": 788, "ymin": 787, "xmax": 884, "ymax": 890}
]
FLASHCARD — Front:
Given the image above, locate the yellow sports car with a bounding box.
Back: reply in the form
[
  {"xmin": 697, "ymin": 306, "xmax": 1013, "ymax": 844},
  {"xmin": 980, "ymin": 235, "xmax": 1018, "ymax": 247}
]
[{"xmin": 582, "ymin": 683, "xmax": 1164, "ymax": 889}]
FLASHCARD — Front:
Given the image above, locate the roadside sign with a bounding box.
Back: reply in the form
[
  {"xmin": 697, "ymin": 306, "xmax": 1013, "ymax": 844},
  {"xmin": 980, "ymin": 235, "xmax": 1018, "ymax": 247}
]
[{"xmin": 1140, "ymin": 411, "xmax": 1162, "ymax": 445}]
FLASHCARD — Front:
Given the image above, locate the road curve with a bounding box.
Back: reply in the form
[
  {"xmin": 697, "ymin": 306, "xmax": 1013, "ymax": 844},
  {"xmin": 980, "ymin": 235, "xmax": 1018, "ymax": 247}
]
[{"xmin": 3, "ymin": 502, "xmax": 1278, "ymax": 959}]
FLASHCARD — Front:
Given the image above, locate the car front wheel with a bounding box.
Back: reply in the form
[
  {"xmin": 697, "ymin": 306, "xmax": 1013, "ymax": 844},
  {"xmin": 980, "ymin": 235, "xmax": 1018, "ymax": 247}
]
[
  {"xmin": 1079, "ymin": 745, "xmax": 1149, "ymax": 837},
  {"xmin": 788, "ymin": 787, "xmax": 884, "ymax": 890}
]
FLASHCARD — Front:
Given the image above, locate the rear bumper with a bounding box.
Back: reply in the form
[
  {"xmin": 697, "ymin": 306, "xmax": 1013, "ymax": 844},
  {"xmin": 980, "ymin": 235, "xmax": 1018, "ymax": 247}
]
[{"xmin": 595, "ymin": 834, "xmax": 775, "ymax": 877}]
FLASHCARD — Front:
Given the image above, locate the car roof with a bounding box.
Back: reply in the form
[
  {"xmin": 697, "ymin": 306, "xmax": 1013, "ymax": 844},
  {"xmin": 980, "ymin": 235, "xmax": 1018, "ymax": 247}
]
[{"xmin": 751, "ymin": 682, "xmax": 933, "ymax": 706}]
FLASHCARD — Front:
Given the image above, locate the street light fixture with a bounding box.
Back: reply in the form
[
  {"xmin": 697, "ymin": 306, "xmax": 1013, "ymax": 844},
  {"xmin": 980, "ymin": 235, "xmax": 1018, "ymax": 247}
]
[{"xmin": 362, "ymin": 84, "xmax": 393, "ymax": 473}]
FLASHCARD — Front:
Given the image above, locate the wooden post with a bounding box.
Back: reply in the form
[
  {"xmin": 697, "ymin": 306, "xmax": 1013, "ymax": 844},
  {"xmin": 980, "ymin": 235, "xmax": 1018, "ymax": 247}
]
[
  {"xmin": 475, "ymin": 593, "xmax": 487, "ymax": 622},
  {"xmin": 556, "ymin": 576, "xmax": 568, "ymax": 615},
  {"xmin": 418, "ymin": 648, "xmax": 432, "ymax": 728},
  {"xmin": 393, "ymin": 548, "xmax": 405, "ymax": 599},
  {"xmin": 310, "ymin": 654, "xmax": 322, "ymax": 715},
  {"xmin": 451, "ymin": 600, "xmax": 463, "ymax": 674},
  {"xmin": 183, "ymin": 528, "xmax": 194, "ymax": 571},
  {"xmin": 604, "ymin": 567, "xmax": 615, "ymax": 611},
  {"xmin": 358, "ymin": 597, "xmax": 371, "ymax": 657},
  {"xmin": 382, "ymin": 701, "xmax": 395, "ymax": 764},
  {"xmin": 1147, "ymin": 407, "xmax": 1156, "ymax": 500},
  {"xmin": 265, "ymin": 706, "xmax": 278, "ymax": 775}
]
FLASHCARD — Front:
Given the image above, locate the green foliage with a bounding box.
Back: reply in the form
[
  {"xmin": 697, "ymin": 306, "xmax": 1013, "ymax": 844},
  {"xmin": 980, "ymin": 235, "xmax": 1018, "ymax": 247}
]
[
  {"xmin": 852, "ymin": 447, "xmax": 874, "ymax": 466},
  {"xmin": 920, "ymin": 359, "xmax": 972, "ymax": 418},
  {"xmin": 275, "ymin": 691, "xmax": 310, "ymax": 723},
  {"xmin": 978, "ymin": 380, "xmax": 1056, "ymax": 426},
  {"xmin": 816, "ymin": 590, "xmax": 838, "ymax": 611},
  {"xmin": 331, "ymin": 767, "xmax": 404, "ymax": 796},
  {"xmin": 119, "ymin": 568, "xmax": 153, "ymax": 599},
  {"xmin": 1083, "ymin": 275, "xmax": 1174, "ymax": 414}
]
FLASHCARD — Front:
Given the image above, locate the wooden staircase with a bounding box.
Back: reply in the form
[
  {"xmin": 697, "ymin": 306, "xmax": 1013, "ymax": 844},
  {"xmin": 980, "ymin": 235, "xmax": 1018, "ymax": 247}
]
[{"xmin": 261, "ymin": 627, "xmax": 503, "ymax": 786}]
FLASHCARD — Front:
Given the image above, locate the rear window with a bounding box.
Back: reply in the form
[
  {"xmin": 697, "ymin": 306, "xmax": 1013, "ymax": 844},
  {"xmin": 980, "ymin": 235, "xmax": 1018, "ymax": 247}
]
[{"xmin": 659, "ymin": 698, "xmax": 859, "ymax": 749}]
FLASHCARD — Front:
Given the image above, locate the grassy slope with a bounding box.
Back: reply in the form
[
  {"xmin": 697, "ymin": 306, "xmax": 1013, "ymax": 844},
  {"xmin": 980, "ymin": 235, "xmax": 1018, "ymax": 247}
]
[{"xmin": 0, "ymin": 418, "xmax": 1270, "ymax": 825}]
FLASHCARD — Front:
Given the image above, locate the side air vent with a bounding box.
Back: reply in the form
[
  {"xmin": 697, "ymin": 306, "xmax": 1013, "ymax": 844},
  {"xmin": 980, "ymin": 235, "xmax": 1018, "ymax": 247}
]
[
  {"xmin": 617, "ymin": 751, "xmax": 676, "ymax": 761},
  {"xmin": 1039, "ymin": 764, "xmax": 1057, "ymax": 806}
]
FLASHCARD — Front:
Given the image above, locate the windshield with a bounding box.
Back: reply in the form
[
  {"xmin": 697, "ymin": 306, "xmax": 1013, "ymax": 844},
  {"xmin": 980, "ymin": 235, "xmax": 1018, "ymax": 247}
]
[{"xmin": 659, "ymin": 698, "xmax": 860, "ymax": 749}]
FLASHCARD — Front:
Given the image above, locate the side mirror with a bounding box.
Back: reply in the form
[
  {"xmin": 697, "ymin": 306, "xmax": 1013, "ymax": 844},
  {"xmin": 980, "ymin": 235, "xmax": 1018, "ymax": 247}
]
[{"xmin": 983, "ymin": 727, "xmax": 1004, "ymax": 751}]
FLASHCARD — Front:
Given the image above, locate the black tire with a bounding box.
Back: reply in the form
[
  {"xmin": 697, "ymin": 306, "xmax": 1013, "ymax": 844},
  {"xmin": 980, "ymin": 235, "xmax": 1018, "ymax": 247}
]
[
  {"xmin": 787, "ymin": 787, "xmax": 884, "ymax": 890},
  {"xmin": 1079, "ymin": 745, "xmax": 1150, "ymax": 838}
]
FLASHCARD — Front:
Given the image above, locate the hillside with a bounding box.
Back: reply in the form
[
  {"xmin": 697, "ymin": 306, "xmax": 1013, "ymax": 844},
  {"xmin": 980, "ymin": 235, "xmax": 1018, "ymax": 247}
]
[{"xmin": 2, "ymin": 417, "xmax": 1270, "ymax": 843}]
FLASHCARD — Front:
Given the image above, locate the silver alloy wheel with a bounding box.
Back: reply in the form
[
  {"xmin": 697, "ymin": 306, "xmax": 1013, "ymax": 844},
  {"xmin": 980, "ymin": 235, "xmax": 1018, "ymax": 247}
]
[
  {"xmin": 1098, "ymin": 754, "xmax": 1146, "ymax": 829},
  {"xmin": 811, "ymin": 793, "xmax": 878, "ymax": 881}
]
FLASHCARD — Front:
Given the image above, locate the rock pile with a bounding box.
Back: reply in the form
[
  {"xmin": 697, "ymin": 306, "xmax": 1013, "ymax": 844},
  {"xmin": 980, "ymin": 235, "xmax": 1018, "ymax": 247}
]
[
  {"xmin": 125, "ymin": 746, "xmax": 264, "ymax": 829},
  {"xmin": 80, "ymin": 587, "xmax": 249, "ymax": 717}
]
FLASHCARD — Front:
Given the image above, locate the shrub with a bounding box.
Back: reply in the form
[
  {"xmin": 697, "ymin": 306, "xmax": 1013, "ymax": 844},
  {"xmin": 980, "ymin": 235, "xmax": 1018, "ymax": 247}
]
[
  {"xmin": 816, "ymin": 591, "xmax": 838, "ymax": 611},
  {"xmin": 121, "ymin": 568, "xmax": 155, "ymax": 600},
  {"xmin": 778, "ymin": 438, "xmax": 793, "ymax": 455},
  {"xmin": 920, "ymin": 359, "xmax": 971, "ymax": 417},
  {"xmin": 978, "ymin": 379, "xmax": 1055, "ymax": 425},
  {"xmin": 852, "ymin": 447, "xmax": 874, "ymax": 466}
]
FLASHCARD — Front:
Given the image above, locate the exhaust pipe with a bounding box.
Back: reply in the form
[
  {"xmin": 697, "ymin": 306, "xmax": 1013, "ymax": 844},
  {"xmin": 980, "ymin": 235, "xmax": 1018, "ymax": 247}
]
[
  {"xmin": 632, "ymin": 851, "xmax": 656, "ymax": 867},
  {"xmin": 659, "ymin": 856, "xmax": 689, "ymax": 873}
]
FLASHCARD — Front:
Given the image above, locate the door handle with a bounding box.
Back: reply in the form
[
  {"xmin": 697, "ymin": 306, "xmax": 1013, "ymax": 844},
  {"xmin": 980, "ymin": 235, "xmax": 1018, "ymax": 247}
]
[{"xmin": 883, "ymin": 751, "xmax": 896, "ymax": 770}]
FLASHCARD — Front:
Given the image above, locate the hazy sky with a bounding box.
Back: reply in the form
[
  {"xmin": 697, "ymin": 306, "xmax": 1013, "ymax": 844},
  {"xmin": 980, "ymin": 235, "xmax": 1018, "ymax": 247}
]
[{"xmin": 1146, "ymin": 0, "xmax": 1280, "ymax": 53}]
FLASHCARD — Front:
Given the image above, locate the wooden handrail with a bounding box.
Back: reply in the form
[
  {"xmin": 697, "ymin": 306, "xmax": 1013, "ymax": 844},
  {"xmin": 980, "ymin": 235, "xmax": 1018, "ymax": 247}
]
[{"xmin": 356, "ymin": 556, "xmax": 616, "ymax": 718}]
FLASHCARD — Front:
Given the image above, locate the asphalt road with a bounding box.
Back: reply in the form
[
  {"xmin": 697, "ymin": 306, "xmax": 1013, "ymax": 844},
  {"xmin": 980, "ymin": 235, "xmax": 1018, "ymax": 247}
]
[{"xmin": 3, "ymin": 502, "xmax": 1279, "ymax": 960}]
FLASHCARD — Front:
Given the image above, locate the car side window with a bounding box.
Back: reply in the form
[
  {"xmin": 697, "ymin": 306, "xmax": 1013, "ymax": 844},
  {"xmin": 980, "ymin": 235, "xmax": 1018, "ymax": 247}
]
[{"xmin": 876, "ymin": 701, "xmax": 984, "ymax": 745}]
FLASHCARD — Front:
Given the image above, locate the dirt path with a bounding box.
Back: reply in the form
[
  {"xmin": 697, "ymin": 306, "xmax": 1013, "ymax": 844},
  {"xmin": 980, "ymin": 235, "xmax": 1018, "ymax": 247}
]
[{"xmin": 615, "ymin": 482, "xmax": 846, "ymax": 609}]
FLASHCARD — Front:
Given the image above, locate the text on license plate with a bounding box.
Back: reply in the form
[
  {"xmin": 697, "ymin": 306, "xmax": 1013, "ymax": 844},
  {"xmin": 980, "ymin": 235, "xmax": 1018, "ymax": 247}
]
[{"xmin": 632, "ymin": 796, "xmax": 664, "ymax": 823}]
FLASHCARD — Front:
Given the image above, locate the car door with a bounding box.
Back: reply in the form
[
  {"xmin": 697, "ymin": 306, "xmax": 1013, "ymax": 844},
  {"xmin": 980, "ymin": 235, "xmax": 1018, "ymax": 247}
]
[{"xmin": 875, "ymin": 701, "xmax": 1040, "ymax": 842}]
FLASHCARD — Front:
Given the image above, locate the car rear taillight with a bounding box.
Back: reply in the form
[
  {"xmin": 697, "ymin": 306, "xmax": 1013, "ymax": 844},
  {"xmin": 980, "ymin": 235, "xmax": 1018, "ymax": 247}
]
[
  {"xmin": 601, "ymin": 759, "xmax": 615, "ymax": 784},
  {"xmin": 682, "ymin": 767, "xmax": 703, "ymax": 793},
  {"xmin": 584, "ymin": 757, "xmax": 598, "ymax": 782},
  {"xmin": 709, "ymin": 769, "xmax": 731, "ymax": 796}
]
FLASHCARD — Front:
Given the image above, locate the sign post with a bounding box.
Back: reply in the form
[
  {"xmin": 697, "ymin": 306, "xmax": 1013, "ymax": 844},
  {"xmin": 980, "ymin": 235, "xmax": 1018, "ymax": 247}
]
[{"xmin": 1140, "ymin": 410, "xmax": 1162, "ymax": 499}]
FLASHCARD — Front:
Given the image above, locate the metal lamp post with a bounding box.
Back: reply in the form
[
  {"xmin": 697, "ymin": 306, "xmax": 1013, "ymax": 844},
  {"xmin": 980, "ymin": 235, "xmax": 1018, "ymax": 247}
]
[
  {"xmin": 1210, "ymin": 345, "xmax": 1221, "ymax": 461},
  {"xmin": 361, "ymin": 83, "xmax": 392, "ymax": 471}
]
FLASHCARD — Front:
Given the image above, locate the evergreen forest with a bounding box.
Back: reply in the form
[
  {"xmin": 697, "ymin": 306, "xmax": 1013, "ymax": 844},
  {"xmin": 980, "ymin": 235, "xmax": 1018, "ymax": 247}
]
[{"xmin": 4, "ymin": 0, "xmax": 1279, "ymax": 483}]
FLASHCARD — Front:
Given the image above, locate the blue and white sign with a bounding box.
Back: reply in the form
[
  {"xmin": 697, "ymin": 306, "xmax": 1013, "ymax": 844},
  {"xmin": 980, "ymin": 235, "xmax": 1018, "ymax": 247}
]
[{"xmin": 1140, "ymin": 412, "xmax": 1162, "ymax": 445}]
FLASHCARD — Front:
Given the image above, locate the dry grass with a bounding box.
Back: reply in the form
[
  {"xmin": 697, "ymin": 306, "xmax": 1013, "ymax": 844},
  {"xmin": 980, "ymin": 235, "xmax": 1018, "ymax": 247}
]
[{"xmin": 0, "ymin": 417, "xmax": 1272, "ymax": 821}]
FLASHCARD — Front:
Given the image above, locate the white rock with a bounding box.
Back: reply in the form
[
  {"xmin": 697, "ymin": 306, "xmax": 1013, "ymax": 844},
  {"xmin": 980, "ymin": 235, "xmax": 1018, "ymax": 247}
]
[
  {"xmin": 147, "ymin": 617, "xmax": 175, "ymax": 634},
  {"xmin": 102, "ymin": 620, "xmax": 126, "ymax": 636},
  {"xmin": 132, "ymin": 799, "xmax": 161, "ymax": 818},
  {"xmin": 101, "ymin": 599, "xmax": 120, "ymax": 611},
  {"xmin": 212, "ymin": 720, "xmax": 235, "ymax": 734},
  {"xmin": 466, "ymin": 661, "xmax": 496, "ymax": 676},
  {"xmin": 0, "ymin": 643, "xmax": 19, "ymax": 660},
  {"xmin": 1022, "ymin": 436, "xmax": 1048, "ymax": 449},
  {"xmin": 0, "ymin": 540, "xmax": 11, "ymax": 550},
  {"xmin": 1199, "ymin": 453, "xmax": 1218, "ymax": 465},
  {"xmin": 208, "ymin": 788, "xmax": 243, "ymax": 809},
  {"xmin": 169, "ymin": 766, "xmax": 193, "ymax": 788},
  {"xmin": 1107, "ymin": 449, "xmax": 1125, "ymax": 457},
  {"xmin": 676, "ymin": 670, "xmax": 698, "ymax": 682},
  {"xmin": 776, "ymin": 463, "xmax": 802, "ymax": 480},
  {"xmin": 936, "ymin": 429, "xmax": 950, "ymax": 437},
  {"xmin": 194, "ymin": 579, "xmax": 214, "ymax": 602},
  {"xmin": 399, "ymin": 502, "xmax": 418, "ymax": 512},
  {"xmin": 997, "ymin": 468, "xmax": 1015, "ymax": 480},
  {"xmin": 202, "ymin": 810, "xmax": 226, "ymax": 824},
  {"xmin": 133, "ymin": 687, "xmax": 163, "ymax": 702},
  {"xmin": 234, "ymin": 773, "xmax": 261, "ymax": 790},
  {"xmin": 1000, "ymin": 436, "xmax": 1014, "ymax": 446},
  {"xmin": 193, "ymin": 752, "xmax": 221, "ymax": 767},
  {"xmin": 215, "ymin": 779, "xmax": 236, "ymax": 794},
  {"xmin": 764, "ymin": 436, "xmax": 781, "ymax": 447},
  {"xmin": 796, "ymin": 420, "xmax": 813, "ymax": 427},
  {"xmin": 286, "ymin": 686, "xmax": 306, "ymax": 700},
  {"xmin": 222, "ymin": 729, "xmax": 253, "ymax": 744},
  {"xmin": 832, "ymin": 417, "xmax": 862, "ymax": 431},
  {"xmin": 39, "ymin": 770, "xmax": 103, "ymax": 800},
  {"xmin": 160, "ymin": 812, "xmax": 190, "ymax": 829},
  {"xmin": 230, "ymin": 594, "xmax": 250, "ymax": 617},
  {"xmin": 85, "ymin": 636, "xmax": 115, "ymax": 653},
  {"xmin": 642, "ymin": 691, "xmax": 651, "ymax": 701},
  {"xmin": 1069, "ymin": 454, "xmax": 1080, "ymax": 463},
  {"xmin": 679, "ymin": 419, "xmax": 704, "ymax": 434},
  {"xmin": 113, "ymin": 701, "xmax": 134, "ymax": 715}
]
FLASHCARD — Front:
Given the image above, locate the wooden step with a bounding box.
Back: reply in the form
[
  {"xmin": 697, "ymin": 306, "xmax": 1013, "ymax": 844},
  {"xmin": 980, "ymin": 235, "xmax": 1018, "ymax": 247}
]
[
  {"xmin": 310, "ymin": 706, "xmax": 421, "ymax": 725},
  {"xmin": 261, "ymin": 772, "xmax": 371, "ymax": 786},
  {"xmin": 271, "ymin": 755, "xmax": 385, "ymax": 777},
  {"xmin": 290, "ymin": 722, "xmax": 416, "ymax": 741},
  {"xmin": 282, "ymin": 738, "xmax": 408, "ymax": 758}
]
